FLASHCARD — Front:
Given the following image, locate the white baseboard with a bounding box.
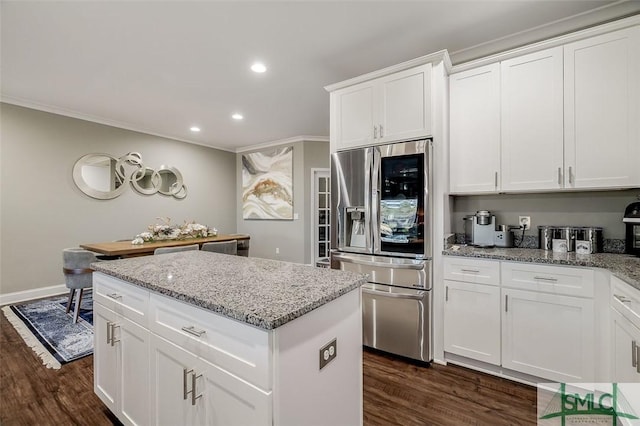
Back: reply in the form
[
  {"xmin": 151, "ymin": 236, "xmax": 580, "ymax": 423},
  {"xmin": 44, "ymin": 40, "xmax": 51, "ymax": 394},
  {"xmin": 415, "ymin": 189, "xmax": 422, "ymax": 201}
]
[{"xmin": 0, "ymin": 284, "xmax": 67, "ymax": 306}]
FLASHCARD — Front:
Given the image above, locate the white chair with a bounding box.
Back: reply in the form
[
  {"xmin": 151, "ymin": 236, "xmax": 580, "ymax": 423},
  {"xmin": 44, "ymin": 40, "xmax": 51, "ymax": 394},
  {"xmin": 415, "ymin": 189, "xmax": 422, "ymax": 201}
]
[
  {"xmin": 62, "ymin": 248, "xmax": 96, "ymax": 323},
  {"xmin": 201, "ymin": 240, "xmax": 237, "ymax": 255},
  {"xmin": 154, "ymin": 244, "xmax": 199, "ymax": 255}
]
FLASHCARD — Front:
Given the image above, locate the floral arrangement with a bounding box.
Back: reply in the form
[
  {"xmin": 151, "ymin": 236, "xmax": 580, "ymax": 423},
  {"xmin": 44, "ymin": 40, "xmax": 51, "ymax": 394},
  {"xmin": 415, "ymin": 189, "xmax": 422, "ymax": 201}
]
[{"xmin": 132, "ymin": 217, "xmax": 217, "ymax": 245}]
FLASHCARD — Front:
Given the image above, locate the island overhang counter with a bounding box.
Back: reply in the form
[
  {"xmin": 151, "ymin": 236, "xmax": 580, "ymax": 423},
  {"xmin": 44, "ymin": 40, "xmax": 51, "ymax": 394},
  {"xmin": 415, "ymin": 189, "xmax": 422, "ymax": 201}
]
[{"xmin": 91, "ymin": 251, "xmax": 368, "ymax": 426}]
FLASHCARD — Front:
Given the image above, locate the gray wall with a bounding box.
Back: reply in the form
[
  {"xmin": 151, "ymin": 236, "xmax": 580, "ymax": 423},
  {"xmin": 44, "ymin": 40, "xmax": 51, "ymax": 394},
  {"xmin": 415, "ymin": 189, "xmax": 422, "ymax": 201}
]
[
  {"xmin": 236, "ymin": 140, "xmax": 329, "ymax": 264},
  {"xmin": 452, "ymin": 190, "xmax": 639, "ymax": 240},
  {"xmin": 0, "ymin": 104, "xmax": 237, "ymax": 295}
]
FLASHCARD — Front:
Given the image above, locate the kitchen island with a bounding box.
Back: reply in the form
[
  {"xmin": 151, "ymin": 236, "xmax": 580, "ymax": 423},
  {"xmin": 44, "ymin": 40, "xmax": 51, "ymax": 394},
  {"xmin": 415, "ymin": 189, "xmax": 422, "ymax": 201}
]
[{"xmin": 91, "ymin": 251, "xmax": 367, "ymax": 426}]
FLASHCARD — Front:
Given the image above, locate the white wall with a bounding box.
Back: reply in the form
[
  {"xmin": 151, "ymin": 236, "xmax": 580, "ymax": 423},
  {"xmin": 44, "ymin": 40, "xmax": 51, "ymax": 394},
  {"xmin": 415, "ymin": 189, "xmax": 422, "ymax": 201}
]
[
  {"xmin": 236, "ymin": 140, "xmax": 329, "ymax": 264},
  {"xmin": 0, "ymin": 103, "xmax": 237, "ymax": 295}
]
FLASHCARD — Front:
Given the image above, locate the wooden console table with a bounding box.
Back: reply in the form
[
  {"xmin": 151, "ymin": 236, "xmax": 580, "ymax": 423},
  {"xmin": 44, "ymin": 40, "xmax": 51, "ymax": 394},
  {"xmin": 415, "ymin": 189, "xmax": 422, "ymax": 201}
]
[{"xmin": 81, "ymin": 234, "xmax": 250, "ymax": 258}]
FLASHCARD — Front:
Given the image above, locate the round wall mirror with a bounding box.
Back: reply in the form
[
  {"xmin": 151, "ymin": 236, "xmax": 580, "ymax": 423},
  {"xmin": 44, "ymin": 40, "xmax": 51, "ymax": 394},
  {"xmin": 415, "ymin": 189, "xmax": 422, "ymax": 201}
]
[{"xmin": 72, "ymin": 154, "xmax": 129, "ymax": 200}]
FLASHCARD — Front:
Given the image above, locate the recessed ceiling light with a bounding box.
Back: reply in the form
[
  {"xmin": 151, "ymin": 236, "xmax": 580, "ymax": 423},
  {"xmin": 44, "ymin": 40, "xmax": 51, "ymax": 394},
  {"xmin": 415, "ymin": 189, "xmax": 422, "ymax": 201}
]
[
  {"xmin": 190, "ymin": 126, "xmax": 201, "ymax": 132},
  {"xmin": 232, "ymin": 113, "xmax": 243, "ymax": 120},
  {"xmin": 251, "ymin": 62, "xmax": 267, "ymax": 73}
]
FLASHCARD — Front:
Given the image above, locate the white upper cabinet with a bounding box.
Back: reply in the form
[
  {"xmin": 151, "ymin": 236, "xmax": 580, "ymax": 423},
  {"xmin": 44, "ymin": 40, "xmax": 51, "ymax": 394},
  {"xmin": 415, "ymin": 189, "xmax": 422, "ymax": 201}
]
[
  {"xmin": 501, "ymin": 47, "xmax": 564, "ymax": 191},
  {"xmin": 450, "ymin": 22, "xmax": 640, "ymax": 194},
  {"xmin": 449, "ymin": 63, "xmax": 501, "ymax": 193},
  {"xmin": 564, "ymin": 26, "xmax": 640, "ymax": 189},
  {"xmin": 331, "ymin": 64, "xmax": 432, "ymax": 150}
]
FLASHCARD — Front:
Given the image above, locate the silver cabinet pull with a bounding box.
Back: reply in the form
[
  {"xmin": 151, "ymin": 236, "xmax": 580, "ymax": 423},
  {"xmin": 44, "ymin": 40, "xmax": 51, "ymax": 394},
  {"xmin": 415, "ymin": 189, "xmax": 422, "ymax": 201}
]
[
  {"xmin": 614, "ymin": 294, "xmax": 632, "ymax": 303},
  {"xmin": 494, "ymin": 172, "xmax": 498, "ymax": 190},
  {"xmin": 568, "ymin": 166, "xmax": 573, "ymax": 185},
  {"xmin": 461, "ymin": 269, "xmax": 480, "ymax": 273},
  {"xmin": 181, "ymin": 325, "xmax": 206, "ymax": 337},
  {"xmin": 557, "ymin": 167, "xmax": 562, "ymax": 185},
  {"xmin": 373, "ymin": 125, "xmax": 378, "ymax": 139},
  {"xmin": 183, "ymin": 369, "xmax": 203, "ymax": 405},
  {"xmin": 183, "ymin": 368, "xmax": 192, "ymax": 400},
  {"xmin": 191, "ymin": 372, "xmax": 203, "ymax": 405},
  {"xmin": 534, "ymin": 276, "xmax": 558, "ymax": 282},
  {"xmin": 106, "ymin": 320, "xmax": 112, "ymax": 345},
  {"xmin": 109, "ymin": 323, "xmax": 120, "ymax": 346},
  {"xmin": 632, "ymin": 341, "xmax": 638, "ymax": 368},
  {"xmin": 379, "ymin": 124, "xmax": 384, "ymax": 138},
  {"xmin": 637, "ymin": 345, "xmax": 640, "ymax": 374},
  {"xmin": 107, "ymin": 293, "xmax": 121, "ymax": 299},
  {"xmin": 445, "ymin": 286, "xmax": 449, "ymax": 302},
  {"xmin": 505, "ymin": 295, "xmax": 509, "ymax": 312}
]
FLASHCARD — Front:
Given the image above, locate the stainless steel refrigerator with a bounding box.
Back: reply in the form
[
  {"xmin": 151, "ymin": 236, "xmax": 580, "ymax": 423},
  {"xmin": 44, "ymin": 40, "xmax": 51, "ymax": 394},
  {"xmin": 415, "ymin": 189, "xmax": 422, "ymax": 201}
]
[{"xmin": 330, "ymin": 139, "xmax": 433, "ymax": 362}]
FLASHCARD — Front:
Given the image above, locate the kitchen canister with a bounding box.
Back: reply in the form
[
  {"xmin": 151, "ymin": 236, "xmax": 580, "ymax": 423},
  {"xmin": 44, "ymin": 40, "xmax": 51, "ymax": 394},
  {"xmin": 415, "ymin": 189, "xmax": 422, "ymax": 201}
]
[
  {"xmin": 574, "ymin": 227, "xmax": 603, "ymax": 253},
  {"xmin": 552, "ymin": 239, "xmax": 568, "ymax": 253}
]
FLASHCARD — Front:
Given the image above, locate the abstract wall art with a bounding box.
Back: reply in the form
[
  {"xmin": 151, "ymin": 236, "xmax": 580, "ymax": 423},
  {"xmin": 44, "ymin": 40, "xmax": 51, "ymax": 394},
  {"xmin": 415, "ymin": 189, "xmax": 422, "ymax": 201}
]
[{"xmin": 242, "ymin": 146, "xmax": 293, "ymax": 220}]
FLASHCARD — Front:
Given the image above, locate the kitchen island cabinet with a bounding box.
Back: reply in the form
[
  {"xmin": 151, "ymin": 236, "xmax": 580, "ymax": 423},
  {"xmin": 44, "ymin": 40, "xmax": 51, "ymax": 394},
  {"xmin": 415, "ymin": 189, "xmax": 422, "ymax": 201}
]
[{"xmin": 92, "ymin": 251, "xmax": 367, "ymax": 426}]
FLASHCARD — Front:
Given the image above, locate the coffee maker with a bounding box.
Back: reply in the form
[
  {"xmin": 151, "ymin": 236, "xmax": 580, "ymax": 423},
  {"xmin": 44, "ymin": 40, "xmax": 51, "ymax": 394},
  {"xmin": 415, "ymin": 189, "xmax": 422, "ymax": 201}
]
[
  {"xmin": 623, "ymin": 200, "xmax": 640, "ymax": 257},
  {"xmin": 464, "ymin": 210, "xmax": 496, "ymax": 247}
]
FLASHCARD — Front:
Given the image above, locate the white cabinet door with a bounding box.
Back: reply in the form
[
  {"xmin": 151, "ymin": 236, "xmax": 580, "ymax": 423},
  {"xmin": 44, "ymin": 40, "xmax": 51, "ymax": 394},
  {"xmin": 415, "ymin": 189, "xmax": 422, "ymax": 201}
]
[
  {"xmin": 611, "ymin": 308, "xmax": 640, "ymax": 382},
  {"xmin": 444, "ymin": 280, "xmax": 501, "ymax": 365},
  {"xmin": 501, "ymin": 47, "xmax": 564, "ymax": 191},
  {"xmin": 94, "ymin": 303, "xmax": 118, "ymax": 414},
  {"xmin": 378, "ymin": 64, "xmax": 432, "ymax": 143},
  {"xmin": 564, "ymin": 26, "xmax": 640, "ymax": 189},
  {"xmin": 94, "ymin": 302, "xmax": 150, "ymax": 426},
  {"xmin": 502, "ymin": 288, "xmax": 595, "ymax": 382},
  {"xmin": 150, "ymin": 334, "xmax": 271, "ymax": 426},
  {"xmin": 333, "ymin": 83, "xmax": 376, "ymax": 150},
  {"xmin": 150, "ymin": 334, "xmax": 207, "ymax": 426},
  {"xmin": 119, "ymin": 315, "xmax": 150, "ymax": 426},
  {"xmin": 450, "ymin": 63, "xmax": 501, "ymax": 193},
  {"xmin": 201, "ymin": 358, "xmax": 272, "ymax": 426}
]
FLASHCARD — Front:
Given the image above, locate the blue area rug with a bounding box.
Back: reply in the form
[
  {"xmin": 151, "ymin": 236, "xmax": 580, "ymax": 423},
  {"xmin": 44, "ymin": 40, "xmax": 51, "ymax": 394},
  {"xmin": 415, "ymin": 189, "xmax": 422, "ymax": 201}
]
[{"xmin": 1, "ymin": 291, "xmax": 93, "ymax": 369}]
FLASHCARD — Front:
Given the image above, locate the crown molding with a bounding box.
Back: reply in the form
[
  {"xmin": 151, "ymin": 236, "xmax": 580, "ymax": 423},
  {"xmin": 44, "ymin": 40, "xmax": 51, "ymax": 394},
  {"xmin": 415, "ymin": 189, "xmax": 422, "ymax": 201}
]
[
  {"xmin": 235, "ymin": 135, "xmax": 329, "ymax": 154},
  {"xmin": 324, "ymin": 50, "xmax": 451, "ymax": 92},
  {"xmin": 450, "ymin": 9, "xmax": 640, "ymax": 73},
  {"xmin": 0, "ymin": 95, "xmax": 236, "ymax": 152}
]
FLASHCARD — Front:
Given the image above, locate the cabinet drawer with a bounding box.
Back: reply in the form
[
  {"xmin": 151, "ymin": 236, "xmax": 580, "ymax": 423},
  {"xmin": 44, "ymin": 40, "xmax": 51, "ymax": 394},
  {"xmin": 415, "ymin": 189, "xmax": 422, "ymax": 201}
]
[
  {"xmin": 149, "ymin": 293, "xmax": 271, "ymax": 390},
  {"xmin": 501, "ymin": 262, "xmax": 594, "ymax": 297},
  {"xmin": 611, "ymin": 275, "xmax": 640, "ymax": 331},
  {"xmin": 93, "ymin": 272, "xmax": 149, "ymax": 326},
  {"xmin": 443, "ymin": 257, "xmax": 500, "ymax": 285}
]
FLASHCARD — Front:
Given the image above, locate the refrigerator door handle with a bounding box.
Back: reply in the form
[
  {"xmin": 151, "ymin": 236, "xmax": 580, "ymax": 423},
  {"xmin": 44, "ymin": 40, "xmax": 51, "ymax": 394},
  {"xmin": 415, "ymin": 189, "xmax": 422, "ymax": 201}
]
[
  {"xmin": 371, "ymin": 146, "xmax": 381, "ymax": 254},
  {"xmin": 332, "ymin": 253, "xmax": 425, "ymax": 270},
  {"xmin": 364, "ymin": 147, "xmax": 373, "ymax": 252},
  {"xmin": 362, "ymin": 286, "xmax": 426, "ymax": 300}
]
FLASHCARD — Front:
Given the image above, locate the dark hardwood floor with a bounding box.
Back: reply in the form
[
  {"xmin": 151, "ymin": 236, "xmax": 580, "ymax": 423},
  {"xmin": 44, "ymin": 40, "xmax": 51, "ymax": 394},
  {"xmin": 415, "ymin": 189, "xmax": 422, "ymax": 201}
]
[{"xmin": 1, "ymin": 314, "xmax": 536, "ymax": 425}]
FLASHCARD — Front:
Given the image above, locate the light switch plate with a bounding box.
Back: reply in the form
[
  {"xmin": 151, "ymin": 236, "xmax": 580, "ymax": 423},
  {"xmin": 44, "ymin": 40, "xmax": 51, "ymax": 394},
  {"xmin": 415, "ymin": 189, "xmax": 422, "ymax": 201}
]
[{"xmin": 319, "ymin": 338, "xmax": 337, "ymax": 370}]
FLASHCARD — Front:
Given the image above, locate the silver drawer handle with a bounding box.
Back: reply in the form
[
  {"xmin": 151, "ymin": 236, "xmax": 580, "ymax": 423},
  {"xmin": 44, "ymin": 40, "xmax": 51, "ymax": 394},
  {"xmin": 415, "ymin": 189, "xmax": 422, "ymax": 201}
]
[
  {"xmin": 461, "ymin": 269, "xmax": 480, "ymax": 273},
  {"xmin": 614, "ymin": 294, "xmax": 632, "ymax": 303},
  {"xmin": 181, "ymin": 325, "xmax": 206, "ymax": 337},
  {"xmin": 107, "ymin": 293, "xmax": 122, "ymax": 299},
  {"xmin": 534, "ymin": 276, "xmax": 558, "ymax": 282},
  {"xmin": 632, "ymin": 341, "xmax": 638, "ymax": 368}
]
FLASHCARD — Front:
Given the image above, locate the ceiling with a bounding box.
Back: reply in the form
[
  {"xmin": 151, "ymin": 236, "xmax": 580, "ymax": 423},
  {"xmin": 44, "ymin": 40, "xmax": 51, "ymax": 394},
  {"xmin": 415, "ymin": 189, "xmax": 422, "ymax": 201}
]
[{"xmin": 2, "ymin": 1, "xmax": 639, "ymax": 152}]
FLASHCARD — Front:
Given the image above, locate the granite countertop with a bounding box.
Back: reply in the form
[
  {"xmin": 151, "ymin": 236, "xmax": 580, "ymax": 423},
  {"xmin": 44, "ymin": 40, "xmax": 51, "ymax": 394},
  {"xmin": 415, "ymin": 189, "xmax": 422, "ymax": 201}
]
[
  {"xmin": 92, "ymin": 251, "xmax": 368, "ymax": 330},
  {"xmin": 443, "ymin": 245, "xmax": 640, "ymax": 291}
]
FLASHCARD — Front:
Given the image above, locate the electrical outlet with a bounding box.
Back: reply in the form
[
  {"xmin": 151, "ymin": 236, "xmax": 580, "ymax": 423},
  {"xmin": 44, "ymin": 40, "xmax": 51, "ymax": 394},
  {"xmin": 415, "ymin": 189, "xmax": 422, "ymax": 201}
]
[
  {"xmin": 276, "ymin": 247, "xmax": 280, "ymax": 254},
  {"xmin": 319, "ymin": 338, "xmax": 337, "ymax": 370},
  {"xmin": 519, "ymin": 216, "xmax": 531, "ymax": 230}
]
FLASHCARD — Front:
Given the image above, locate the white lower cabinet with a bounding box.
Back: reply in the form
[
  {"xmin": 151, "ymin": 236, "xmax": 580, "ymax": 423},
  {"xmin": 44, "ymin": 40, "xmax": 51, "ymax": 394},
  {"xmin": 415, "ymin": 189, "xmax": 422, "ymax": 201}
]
[
  {"xmin": 149, "ymin": 334, "xmax": 271, "ymax": 426},
  {"xmin": 611, "ymin": 308, "xmax": 640, "ymax": 382},
  {"xmin": 94, "ymin": 302, "xmax": 150, "ymax": 426},
  {"xmin": 443, "ymin": 280, "xmax": 501, "ymax": 365},
  {"xmin": 501, "ymin": 288, "xmax": 594, "ymax": 382},
  {"xmin": 443, "ymin": 257, "xmax": 597, "ymax": 383}
]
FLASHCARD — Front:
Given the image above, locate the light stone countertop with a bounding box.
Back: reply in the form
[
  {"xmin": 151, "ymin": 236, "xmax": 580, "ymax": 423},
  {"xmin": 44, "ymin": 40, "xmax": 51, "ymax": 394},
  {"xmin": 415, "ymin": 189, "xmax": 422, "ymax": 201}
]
[
  {"xmin": 92, "ymin": 251, "xmax": 368, "ymax": 330},
  {"xmin": 443, "ymin": 246, "xmax": 640, "ymax": 292}
]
